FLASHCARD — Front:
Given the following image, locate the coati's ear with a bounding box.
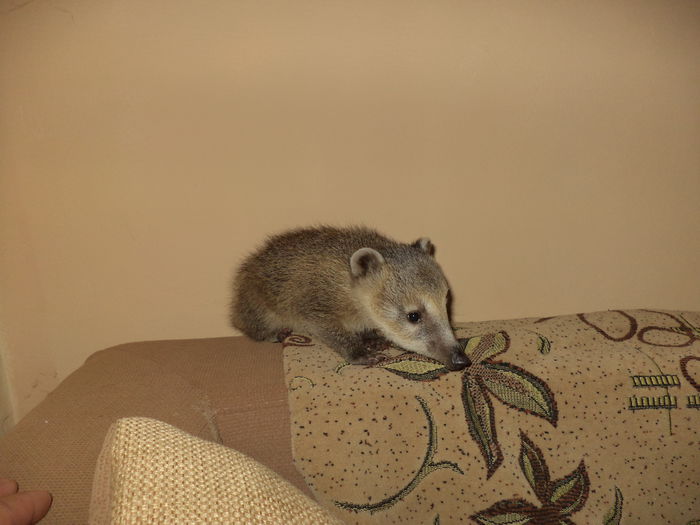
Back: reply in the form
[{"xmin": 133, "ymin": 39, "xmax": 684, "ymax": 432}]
[
  {"xmin": 350, "ymin": 248, "xmax": 385, "ymax": 277},
  {"xmin": 412, "ymin": 237, "xmax": 435, "ymax": 256}
]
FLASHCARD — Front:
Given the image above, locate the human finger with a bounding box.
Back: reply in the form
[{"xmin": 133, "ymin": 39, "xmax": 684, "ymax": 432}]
[
  {"xmin": 0, "ymin": 489, "xmax": 53, "ymax": 525},
  {"xmin": 0, "ymin": 479, "xmax": 18, "ymax": 498}
]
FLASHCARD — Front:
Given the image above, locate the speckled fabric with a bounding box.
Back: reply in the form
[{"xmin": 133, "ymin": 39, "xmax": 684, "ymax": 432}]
[{"xmin": 283, "ymin": 309, "xmax": 700, "ymax": 524}]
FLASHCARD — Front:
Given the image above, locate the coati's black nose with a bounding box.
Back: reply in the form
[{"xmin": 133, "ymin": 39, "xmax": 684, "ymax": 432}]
[{"xmin": 448, "ymin": 349, "xmax": 471, "ymax": 371}]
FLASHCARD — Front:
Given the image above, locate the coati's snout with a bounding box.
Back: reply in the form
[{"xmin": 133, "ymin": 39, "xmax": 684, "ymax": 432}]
[
  {"xmin": 446, "ymin": 343, "xmax": 471, "ymax": 371},
  {"xmin": 426, "ymin": 338, "xmax": 470, "ymax": 371}
]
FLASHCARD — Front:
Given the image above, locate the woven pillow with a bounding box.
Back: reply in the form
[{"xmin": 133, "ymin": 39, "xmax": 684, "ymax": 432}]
[{"xmin": 89, "ymin": 417, "xmax": 342, "ymax": 524}]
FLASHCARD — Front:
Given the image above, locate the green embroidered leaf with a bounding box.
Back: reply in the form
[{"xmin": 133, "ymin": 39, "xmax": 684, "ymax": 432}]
[
  {"xmin": 603, "ymin": 486, "xmax": 623, "ymax": 525},
  {"xmin": 470, "ymin": 499, "xmax": 537, "ymax": 525},
  {"xmin": 289, "ymin": 376, "xmax": 315, "ymax": 390},
  {"xmin": 334, "ymin": 362, "xmax": 351, "ymax": 374},
  {"xmin": 462, "ymin": 375, "xmax": 503, "ymax": 478},
  {"xmin": 377, "ymin": 355, "xmax": 449, "ymax": 381},
  {"xmin": 472, "ymin": 514, "xmax": 531, "ymax": 525},
  {"xmin": 461, "ymin": 331, "xmax": 510, "ymax": 363},
  {"xmin": 476, "ymin": 435, "xmax": 590, "ymax": 524},
  {"xmin": 549, "ymin": 460, "xmax": 589, "ymax": 516},
  {"xmin": 481, "ymin": 362, "xmax": 558, "ymax": 426},
  {"xmin": 536, "ymin": 335, "xmax": 551, "ymax": 355},
  {"xmin": 518, "ymin": 431, "xmax": 551, "ymax": 504}
]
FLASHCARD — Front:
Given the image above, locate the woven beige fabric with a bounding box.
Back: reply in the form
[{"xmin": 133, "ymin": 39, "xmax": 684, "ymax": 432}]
[{"xmin": 89, "ymin": 417, "xmax": 343, "ymax": 524}]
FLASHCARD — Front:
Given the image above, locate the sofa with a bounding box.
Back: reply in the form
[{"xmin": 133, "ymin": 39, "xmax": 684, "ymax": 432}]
[{"xmin": 0, "ymin": 309, "xmax": 698, "ymax": 523}]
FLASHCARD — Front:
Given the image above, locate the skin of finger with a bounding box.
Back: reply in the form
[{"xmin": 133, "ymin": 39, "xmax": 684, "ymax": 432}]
[
  {"xmin": 0, "ymin": 479, "xmax": 19, "ymax": 498},
  {"xmin": 0, "ymin": 490, "xmax": 53, "ymax": 525}
]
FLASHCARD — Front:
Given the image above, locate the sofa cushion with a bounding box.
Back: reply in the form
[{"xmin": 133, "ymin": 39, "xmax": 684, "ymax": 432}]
[{"xmin": 89, "ymin": 417, "xmax": 341, "ymax": 524}]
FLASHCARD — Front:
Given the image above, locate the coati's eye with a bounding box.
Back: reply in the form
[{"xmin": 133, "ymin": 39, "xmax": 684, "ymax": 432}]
[{"xmin": 407, "ymin": 311, "xmax": 422, "ymax": 324}]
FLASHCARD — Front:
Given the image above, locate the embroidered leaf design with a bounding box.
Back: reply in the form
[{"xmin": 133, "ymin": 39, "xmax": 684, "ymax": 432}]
[
  {"xmin": 481, "ymin": 362, "xmax": 558, "ymax": 426},
  {"xmin": 518, "ymin": 431, "xmax": 551, "ymax": 504},
  {"xmin": 536, "ymin": 335, "xmax": 551, "ymax": 355},
  {"xmin": 462, "ymin": 331, "xmax": 510, "ymax": 363},
  {"xmin": 549, "ymin": 460, "xmax": 589, "ymax": 515},
  {"xmin": 289, "ymin": 376, "xmax": 315, "ymax": 390},
  {"xmin": 334, "ymin": 361, "xmax": 351, "ymax": 374},
  {"xmin": 462, "ymin": 375, "xmax": 503, "ymax": 478},
  {"xmin": 474, "ymin": 433, "xmax": 589, "ymax": 524},
  {"xmin": 603, "ymin": 486, "xmax": 623, "ymax": 525},
  {"xmin": 376, "ymin": 354, "xmax": 449, "ymax": 381},
  {"xmin": 470, "ymin": 499, "xmax": 537, "ymax": 525},
  {"xmin": 473, "ymin": 514, "xmax": 531, "ymax": 525},
  {"xmin": 375, "ymin": 330, "xmax": 558, "ymax": 480}
]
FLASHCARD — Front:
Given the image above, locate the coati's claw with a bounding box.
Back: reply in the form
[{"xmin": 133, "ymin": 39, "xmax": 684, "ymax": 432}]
[
  {"xmin": 349, "ymin": 352, "xmax": 388, "ymax": 366},
  {"xmin": 366, "ymin": 353, "xmax": 388, "ymax": 366}
]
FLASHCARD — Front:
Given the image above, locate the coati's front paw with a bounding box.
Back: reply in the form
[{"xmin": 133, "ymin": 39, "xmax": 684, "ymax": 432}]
[
  {"xmin": 329, "ymin": 330, "xmax": 391, "ymax": 367},
  {"xmin": 348, "ymin": 352, "xmax": 388, "ymax": 366},
  {"xmin": 361, "ymin": 333, "xmax": 391, "ymax": 353},
  {"xmin": 346, "ymin": 347, "xmax": 389, "ymax": 366},
  {"xmin": 364, "ymin": 353, "xmax": 389, "ymax": 366}
]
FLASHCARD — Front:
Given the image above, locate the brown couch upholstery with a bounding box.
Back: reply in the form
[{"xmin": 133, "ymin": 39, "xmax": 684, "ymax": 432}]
[{"xmin": 0, "ymin": 336, "xmax": 306, "ymax": 523}]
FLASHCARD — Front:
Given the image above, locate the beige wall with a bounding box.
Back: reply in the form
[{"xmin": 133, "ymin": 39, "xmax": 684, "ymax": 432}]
[{"xmin": 1, "ymin": 0, "xmax": 698, "ymax": 425}]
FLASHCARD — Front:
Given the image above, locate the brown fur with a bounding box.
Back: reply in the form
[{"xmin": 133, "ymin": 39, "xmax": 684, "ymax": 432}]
[{"xmin": 230, "ymin": 226, "xmax": 469, "ymax": 370}]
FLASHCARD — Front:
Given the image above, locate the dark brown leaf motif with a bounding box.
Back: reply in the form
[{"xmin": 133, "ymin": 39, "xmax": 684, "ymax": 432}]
[
  {"xmin": 462, "ymin": 375, "xmax": 503, "ymax": 478},
  {"xmin": 472, "ymin": 431, "xmax": 589, "ymax": 525},
  {"xmin": 461, "ymin": 333, "xmax": 557, "ymax": 477}
]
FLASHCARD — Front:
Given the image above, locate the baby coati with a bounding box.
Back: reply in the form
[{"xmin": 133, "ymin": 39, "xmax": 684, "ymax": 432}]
[{"xmin": 230, "ymin": 226, "xmax": 470, "ymax": 371}]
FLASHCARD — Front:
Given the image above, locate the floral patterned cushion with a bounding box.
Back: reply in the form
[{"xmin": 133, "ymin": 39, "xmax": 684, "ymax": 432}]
[{"xmin": 283, "ymin": 309, "xmax": 700, "ymax": 524}]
